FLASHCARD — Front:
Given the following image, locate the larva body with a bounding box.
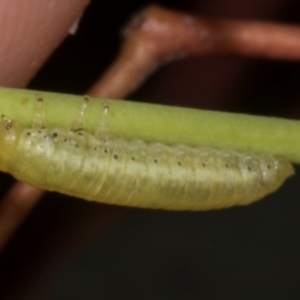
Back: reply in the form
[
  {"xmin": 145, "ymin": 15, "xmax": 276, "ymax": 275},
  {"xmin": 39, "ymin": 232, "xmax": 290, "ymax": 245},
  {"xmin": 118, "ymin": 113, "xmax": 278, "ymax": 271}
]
[{"xmin": 0, "ymin": 113, "xmax": 294, "ymax": 210}]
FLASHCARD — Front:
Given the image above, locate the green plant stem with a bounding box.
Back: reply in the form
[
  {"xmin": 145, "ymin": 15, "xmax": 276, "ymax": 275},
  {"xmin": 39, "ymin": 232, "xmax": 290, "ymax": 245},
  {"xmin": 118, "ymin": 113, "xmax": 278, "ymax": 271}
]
[{"xmin": 0, "ymin": 87, "xmax": 299, "ymax": 163}]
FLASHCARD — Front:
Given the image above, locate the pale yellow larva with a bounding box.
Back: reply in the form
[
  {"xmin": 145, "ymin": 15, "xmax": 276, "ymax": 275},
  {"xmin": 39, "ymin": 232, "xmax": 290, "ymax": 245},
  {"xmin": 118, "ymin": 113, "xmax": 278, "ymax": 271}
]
[{"xmin": 0, "ymin": 96, "xmax": 294, "ymax": 211}]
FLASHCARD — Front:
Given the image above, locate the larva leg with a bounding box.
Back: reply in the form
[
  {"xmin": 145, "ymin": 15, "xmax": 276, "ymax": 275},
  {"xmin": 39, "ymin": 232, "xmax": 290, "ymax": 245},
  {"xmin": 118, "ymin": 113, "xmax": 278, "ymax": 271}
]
[
  {"xmin": 69, "ymin": 96, "xmax": 110, "ymax": 136},
  {"xmin": 70, "ymin": 96, "xmax": 90, "ymax": 131},
  {"xmin": 32, "ymin": 94, "xmax": 46, "ymax": 128},
  {"xmin": 95, "ymin": 101, "xmax": 111, "ymax": 140}
]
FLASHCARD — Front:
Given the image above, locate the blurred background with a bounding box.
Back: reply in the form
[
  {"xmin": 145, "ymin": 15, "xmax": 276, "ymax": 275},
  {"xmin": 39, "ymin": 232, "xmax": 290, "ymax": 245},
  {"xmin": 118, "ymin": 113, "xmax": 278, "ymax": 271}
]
[{"xmin": 1, "ymin": 0, "xmax": 300, "ymax": 299}]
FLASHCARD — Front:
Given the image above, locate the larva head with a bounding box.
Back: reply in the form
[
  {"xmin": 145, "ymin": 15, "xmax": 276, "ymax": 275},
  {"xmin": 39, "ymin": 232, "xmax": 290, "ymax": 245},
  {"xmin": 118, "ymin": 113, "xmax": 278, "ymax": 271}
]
[{"xmin": 0, "ymin": 118, "xmax": 23, "ymax": 172}]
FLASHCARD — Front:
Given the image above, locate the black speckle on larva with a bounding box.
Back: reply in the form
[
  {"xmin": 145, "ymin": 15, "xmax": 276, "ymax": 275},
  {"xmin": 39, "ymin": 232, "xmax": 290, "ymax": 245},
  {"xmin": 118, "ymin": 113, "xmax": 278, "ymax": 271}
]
[
  {"xmin": 202, "ymin": 162, "xmax": 206, "ymax": 167},
  {"xmin": 72, "ymin": 128, "xmax": 83, "ymax": 134},
  {"xmin": 27, "ymin": 132, "xmax": 31, "ymax": 136},
  {"xmin": 248, "ymin": 166, "xmax": 252, "ymax": 171},
  {"xmin": 52, "ymin": 132, "xmax": 58, "ymax": 138},
  {"xmin": 178, "ymin": 161, "xmax": 181, "ymax": 166},
  {"xmin": 4, "ymin": 120, "xmax": 12, "ymax": 130},
  {"xmin": 104, "ymin": 149, "xmax": 108, "ymax": 153},
  {"xmin": 131, "ymin": 156, "xmax": 135, "ymax": 161},
  {"xmin": 113, "ymin": 154, "xmax": 118, "ymax": 159},
  {"xmin": 154, "ymin": 159, "xmax": 158, "ymax": 163}
]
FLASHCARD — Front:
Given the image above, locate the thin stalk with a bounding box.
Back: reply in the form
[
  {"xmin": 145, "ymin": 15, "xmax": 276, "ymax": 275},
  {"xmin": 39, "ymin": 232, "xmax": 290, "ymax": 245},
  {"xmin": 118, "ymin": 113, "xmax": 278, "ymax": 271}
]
[{"xmin": 0, "ymin": 87, "xmax": 299, "ymax": 163}]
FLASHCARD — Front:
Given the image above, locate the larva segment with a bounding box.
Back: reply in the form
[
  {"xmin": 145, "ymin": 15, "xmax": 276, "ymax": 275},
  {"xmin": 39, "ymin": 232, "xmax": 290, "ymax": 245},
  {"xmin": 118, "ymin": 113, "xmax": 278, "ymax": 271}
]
[{"xmin": 0, "ymin": 96, "xmax": 294, "ymax": 211}]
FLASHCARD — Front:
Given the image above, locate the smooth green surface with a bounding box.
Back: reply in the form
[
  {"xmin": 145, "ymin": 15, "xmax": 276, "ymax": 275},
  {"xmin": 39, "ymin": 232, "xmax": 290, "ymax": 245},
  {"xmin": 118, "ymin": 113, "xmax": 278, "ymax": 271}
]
[{"xmin": 0, "ymin": 87, "xmax": 300, "ymax": 163}]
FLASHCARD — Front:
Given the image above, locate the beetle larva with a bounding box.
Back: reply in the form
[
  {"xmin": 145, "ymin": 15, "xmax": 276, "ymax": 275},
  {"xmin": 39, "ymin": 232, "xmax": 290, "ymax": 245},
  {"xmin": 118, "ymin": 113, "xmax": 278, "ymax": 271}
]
[{"xmin": 0, "ymin": 96, "xmax": 294, "ymax": 211}]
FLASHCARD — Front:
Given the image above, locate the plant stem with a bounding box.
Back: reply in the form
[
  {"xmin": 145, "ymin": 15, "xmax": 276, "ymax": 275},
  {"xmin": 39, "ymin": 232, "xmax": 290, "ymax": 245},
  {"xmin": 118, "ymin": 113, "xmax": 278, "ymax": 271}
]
[{"xmin": 0, "ymin": 87, "xmax": 299, "ymax": 163}]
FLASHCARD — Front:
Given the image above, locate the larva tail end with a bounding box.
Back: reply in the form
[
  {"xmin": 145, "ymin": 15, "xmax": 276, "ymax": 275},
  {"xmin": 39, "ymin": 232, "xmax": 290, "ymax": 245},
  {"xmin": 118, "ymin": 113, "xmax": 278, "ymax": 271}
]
[
  {"xmin": 277, "ymin": 157, "xmax": 294, "ymax": 182},
  {"xmin": 266, "ymin": 157, "xmax": 294, "ymax": 196},
  {"xmin": 239, "ymin": 156, "xmax": 294, "ymax": 208}
]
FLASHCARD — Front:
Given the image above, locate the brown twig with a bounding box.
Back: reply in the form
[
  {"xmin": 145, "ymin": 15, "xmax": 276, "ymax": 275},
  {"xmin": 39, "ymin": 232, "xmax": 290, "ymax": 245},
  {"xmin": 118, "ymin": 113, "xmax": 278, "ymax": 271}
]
[
  {"xmin": 0, "ymin": 183, "xmax": 43, "ymax": 250},
  {"xmin": 90, "ymin": 5, "xmax": 300, "ymax": 98}
]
